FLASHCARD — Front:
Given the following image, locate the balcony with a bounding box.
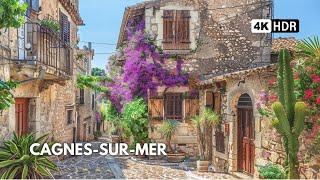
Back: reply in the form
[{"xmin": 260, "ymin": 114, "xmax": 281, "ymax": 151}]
[{"xmin": 9, "ymin": 21, "xmax": 72, "ymax": 82}]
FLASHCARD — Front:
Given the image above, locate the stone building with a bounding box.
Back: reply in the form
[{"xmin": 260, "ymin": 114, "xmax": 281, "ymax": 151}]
[
  {"xmin": 115, "ymin": 0, "xmax": 275, "ymax": 176},
  {"xmin": 75, "ymin": 45, "xmax": 96, "ymax": 142},
  {"xmin": 0, "ymin": 0, "xmax": 94, "ymax": 144}
]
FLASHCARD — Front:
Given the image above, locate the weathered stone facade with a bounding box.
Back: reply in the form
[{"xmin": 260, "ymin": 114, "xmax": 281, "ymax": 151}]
[
  {"xmin": 0, "ymin": 0, "xmax": 93, "ymax": 144},
  {"xmin": 117, "ymin": 0, "xmax": 272, "ymax": 160}
]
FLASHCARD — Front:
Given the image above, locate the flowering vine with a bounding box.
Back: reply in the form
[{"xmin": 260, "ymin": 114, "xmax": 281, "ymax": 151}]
[{"xmin": 107, "ymin": 21, "xmax": 189, "ymax": 111}]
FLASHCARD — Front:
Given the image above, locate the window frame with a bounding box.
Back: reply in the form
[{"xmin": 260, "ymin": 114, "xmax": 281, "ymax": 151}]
[
  {"xmin": 66, "ymin": 109, "xmax": 73, "ymax": 125},
  {"xmin": 80, "ymin": 89, "xmax": 85, "ymax": 105},
  {"xmin": 163, "ymin": 10, "xmax": 191, "ymax": 50},
  {"xmin": 164, "ymin": 93, "xmax": 183, "ymax": 121}
]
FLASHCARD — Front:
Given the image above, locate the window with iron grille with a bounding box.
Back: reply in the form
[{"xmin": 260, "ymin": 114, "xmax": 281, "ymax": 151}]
[
  {"xmin": 164, "ymin": 93, "xmax": 183, "ymax": 121},
  {"xmin": 163, "ymin": 10, "xmax": 190, "ymax": 50},
  {"xmin": 60, "ymin": 11, "xmax": 70, "ymax": 44},
  {"xmin": 215, "ymin": 130, "xmax": 225, "ymax": 153},
  {"xmin": 66, "ymin": 109, "xmax": 73, "ymax": 124},
  {"xmin": 80, "ymin": 89, "xmax": 85, "ymax": 104}
]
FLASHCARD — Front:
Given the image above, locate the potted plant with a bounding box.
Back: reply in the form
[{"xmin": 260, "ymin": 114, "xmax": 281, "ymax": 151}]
[
  {"xmin": 192, "ymin": 108, "xmax": 219, "ymax": 172},
  {"xmin": 159, "ymin": 119, "xmax": 185, "ymax": 163}
]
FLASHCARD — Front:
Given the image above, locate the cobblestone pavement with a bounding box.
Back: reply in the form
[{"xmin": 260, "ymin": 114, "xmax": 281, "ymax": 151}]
[
  {"xmin": 117, "ymin": 157, "xmax": 237, "ymax": 179},
  {"xmin": 52, "ymin": 142, "xmax": 236, "ymax": 179},
  {"xmin": 53, "ymin": 142, "xmax": 115, "ymax": 179}
]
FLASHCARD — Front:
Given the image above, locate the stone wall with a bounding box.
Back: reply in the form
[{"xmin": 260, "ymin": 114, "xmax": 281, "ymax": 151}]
[
  {"xmin": 141, "ymin": 0, "xmax": 271, "ymax": 76},
  {"xmin": 0, "ymin": 0, "xmax": 88, "ymax": 144}
]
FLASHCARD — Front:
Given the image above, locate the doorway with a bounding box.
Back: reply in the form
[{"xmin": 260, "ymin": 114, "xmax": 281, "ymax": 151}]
[
  {"xmin": 237, "ymin": 94, "xmax": 255, "ymax": 175},
  {"xmin": 15, "ymin": 98, "xmax": 29, "ymax": 136}
]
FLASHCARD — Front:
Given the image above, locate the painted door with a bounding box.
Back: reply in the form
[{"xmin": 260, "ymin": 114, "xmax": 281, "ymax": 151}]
[
  {"xmin": 15, "ymin": 98, "xmax": 29, "ymax": 136},
  {"xmin": 237, "ymin": 107, "xmax": 255, "ymax": 175}
]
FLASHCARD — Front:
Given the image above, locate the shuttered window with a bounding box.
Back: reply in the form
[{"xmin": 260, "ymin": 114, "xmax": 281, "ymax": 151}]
[
  {"xmin": 60, "ymin": 11, "xmax": 70, "ymax": 44},
  {"xmin": 163, "ymin": 10, "xmax": 190, "ymax": 50},
  {"xmin": 80, "ymin": 89, "xmax": 85, "ymax": 104},
  {"xmin": 148, "ymin": 97, "xmax": 164, "ymax": 120},
  {"xmin": 165, "ymin": 93, "xmax": 183, "ymax": 120}
]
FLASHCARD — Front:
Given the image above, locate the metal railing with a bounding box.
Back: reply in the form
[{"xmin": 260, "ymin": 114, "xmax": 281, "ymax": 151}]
[{"xmin": 11, "ymin": 21, "xmax": 72, "ymax": 76}]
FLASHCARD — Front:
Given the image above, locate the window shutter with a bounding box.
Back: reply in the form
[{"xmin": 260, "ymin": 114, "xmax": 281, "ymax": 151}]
[
  {"xmin": 176, "ymin": 10, "xmax": 190, "ymax": 44},
  {"xmin": 185, "ymin": 98, "xmax": 199, "ymax": 119},
  {"xmin": 148, "ymin": 97, "xmax": 164, "ymax": 120},
  {"xmin": 163, "ymin": 10, "xmax": 174, "ymax": 44},
  {"xmin": 60, "ymin": 12, "xmax": 70, "ymax": 44},
  {"xmin": 214, "ymin": 92, "xmax": 221, "ymax": 114}
]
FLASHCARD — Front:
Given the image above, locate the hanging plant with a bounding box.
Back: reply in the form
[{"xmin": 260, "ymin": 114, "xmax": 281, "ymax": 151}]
[
  {"xmin": 40, "ymin": 18, "xmax": 60, "ymax": 35},
  {"xmin": 0, "ymin": 80, "xmax": 18, "ymax": 110}
]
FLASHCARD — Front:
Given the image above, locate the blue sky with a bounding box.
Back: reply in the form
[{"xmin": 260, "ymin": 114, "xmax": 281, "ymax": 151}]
[{"xmin": 78, "ymin": 0, "xmax": 320, "ymax": 68}]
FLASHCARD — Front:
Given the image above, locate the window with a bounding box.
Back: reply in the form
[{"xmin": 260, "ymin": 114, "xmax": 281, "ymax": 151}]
[
  {"xmin": 92, "ymin": 94, "xmax": 95, "ymax": 110},
  {"xmin": 163, "ymin": 10, "xmax": 190, "ymax": 50},
  {"xmin": 60, "ymin": 11, "xmax": 70, "ymax": 44},
  {"xmin": 215, "ymin": 130, "xmax": 225, "ymax": 153},
  {"xmin": 67, "ymin": 109, "xmax": 73, "ymax": 124},
  {"xmin": 88, "ymin": 126, "xmax": 91, "ymax": 134},
  {"xmin": 80, "ymin": 89, "xmax": 85, "ymax": 104},
  {"xmin": 164, "ymin": 93, "xmax": 183, "ymax": 120}
]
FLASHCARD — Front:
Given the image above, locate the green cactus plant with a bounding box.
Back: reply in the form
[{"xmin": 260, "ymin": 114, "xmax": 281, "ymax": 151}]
[{"xmin": 271, "ymin": 49, "xmax": 307, "ymax": 179}]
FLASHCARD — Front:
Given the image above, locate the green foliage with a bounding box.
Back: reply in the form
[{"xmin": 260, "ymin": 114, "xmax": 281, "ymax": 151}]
[
  {"xmin": 0, "ymin": 0, "xmax": 28, "ymax": 30},
  {"xmin": 297, "ymin": 36, "xmax": 320, "ymax": 61},
  {"xmin": 192, "ymin": 108, "xmax": 219, "ymax": 160},
  {"xmin": 0, "ymin": 80, "xmax": 18, "ymax": 110},
  {"xmin": 40, "ymin": 18, "xmax": 60, "ymax": 34},
  {"xmin": 272, "ymin": 49, "xmax": 307, "ymax": 179},
  {"xmin": 91, "ymin": 67, "xmax": 106, "ymax": 76},
  {"xmin": 93, "ymin": 131, "xmax": 102, "ymax": 140},
  {"xmin": 100, "ymin": 100, "xmax": 118, "ymax": 122},
  {"xmin": 259, "ymin": 164, "xmax": 286, "ymax": 179},
  {"xmin": 0, "ymin": 133, "xmax": 58, "ymax": 179},
  {"xmin": 122, "ymin": 98, "xmax": 149, "ymax": 144},
  {"xmin": 159, "ymin": 120, "xmax": 179, "ymax": 152},
  {"xmin": 76, "ymin": 74, "xmax": 108, "ymax": 92}
]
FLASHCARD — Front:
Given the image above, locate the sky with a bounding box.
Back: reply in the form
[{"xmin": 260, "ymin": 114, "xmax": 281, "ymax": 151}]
[{"xmin": 78, "ymin": 0, "xmax": 320, "ymax": 69}]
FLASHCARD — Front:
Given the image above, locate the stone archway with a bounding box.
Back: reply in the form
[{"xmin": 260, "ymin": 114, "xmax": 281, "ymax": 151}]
[{"xmin": 225, "ymin": 83, "xmax": 258, "ymax": 174}]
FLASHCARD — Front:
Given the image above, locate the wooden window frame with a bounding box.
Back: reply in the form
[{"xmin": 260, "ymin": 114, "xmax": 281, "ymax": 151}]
[
  {"xmin": 60, "ymin": 11, "xmax": 71, "ymax": 44},
  {"xmin": 163, "ymin": 10, "xmax": 191, "ymax": 50},
  {"xmin": 164, "ymin": 93, "xmax": 183, "ymax": 121}
]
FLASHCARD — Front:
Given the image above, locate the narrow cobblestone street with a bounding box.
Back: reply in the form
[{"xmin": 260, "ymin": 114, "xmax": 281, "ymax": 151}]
[{"xmin": 53, "ymin": 142, "xmax": 236, "ymax": 179}]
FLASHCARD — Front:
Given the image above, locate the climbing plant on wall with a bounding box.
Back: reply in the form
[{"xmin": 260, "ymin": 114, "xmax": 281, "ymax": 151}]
[
  {"xmin": 0, "ymin": 80, "xmax": 18, "ymax": 110},
  {"xmin": 0, "ymin": 0, "xmax": 28, "ymax": 30}
]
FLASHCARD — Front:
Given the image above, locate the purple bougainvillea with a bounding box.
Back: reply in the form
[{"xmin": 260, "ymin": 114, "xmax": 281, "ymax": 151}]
[{"xmin": 107, "ymin": 21, "xmax": 189, "ymax": 111}]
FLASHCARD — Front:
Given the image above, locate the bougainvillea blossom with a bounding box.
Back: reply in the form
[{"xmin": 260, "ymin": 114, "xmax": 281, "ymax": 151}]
[{"xmin": 107, "ymin": 21, "xmax": 188, "ymax": 111}]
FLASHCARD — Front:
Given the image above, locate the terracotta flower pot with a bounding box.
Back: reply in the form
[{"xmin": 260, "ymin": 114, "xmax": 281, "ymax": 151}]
[
  {"xmin": 111, "ymin": 135, "xmax": 120, "ymax": 143},
  {"xmin": 167, "ymin": 152, "xmax": 185, "ymax": 163},
  {"xmin": 197, "ymin": 160, "xmax": 210, "ymax": 172}
]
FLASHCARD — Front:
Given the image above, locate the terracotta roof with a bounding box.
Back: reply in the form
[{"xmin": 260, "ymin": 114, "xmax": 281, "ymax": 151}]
[{"xmin": 271, "ymin": 37, "xmax": 297, "ymax": 53}]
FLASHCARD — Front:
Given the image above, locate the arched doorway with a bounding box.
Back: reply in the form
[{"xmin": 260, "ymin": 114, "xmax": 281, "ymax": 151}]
[{"xmin": 237, "ymin": 93, "xmax": 255, "ymax": 175}]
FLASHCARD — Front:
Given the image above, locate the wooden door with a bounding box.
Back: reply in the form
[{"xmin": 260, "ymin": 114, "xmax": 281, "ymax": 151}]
[
  {"xmin": 237, "ymin": 107, "xmax": 255, "ymax": 175},
  {"xmin": 15, "ymin": 98, "xmax": 29, "ymax": 136}
]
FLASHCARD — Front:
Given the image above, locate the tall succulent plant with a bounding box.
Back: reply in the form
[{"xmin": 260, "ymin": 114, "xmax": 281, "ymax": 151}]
[{"xmin": 271, "ymin": 49, "xmax": 307, "ymax": 179}]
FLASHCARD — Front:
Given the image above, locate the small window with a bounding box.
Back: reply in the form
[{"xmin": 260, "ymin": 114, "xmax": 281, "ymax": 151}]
[
  {"xmin": 88, "ymin": 126, "xmax": 91, "ymax": 134},
  {"xmin": 66, "ymin": 109, "xmax": 73, "ymax": 124},
  {"xmin": 60, "ymin": 11, "xmax": 70, "ymax": 44},
  {"xmin": 165, "ymin": 93, "xmax": 183, "ymax": 120},
  {"xmin": 92, "ymin": 94, "xmax": 95, "ymax": 110},
  {"xmin": 163, "ymin": 10, "xmax": 190, "ymax": 50},
  {"xmin": 80, "ymin": 89, "xmax": 85, "ymax": 104},
  {"xmin": 215, "ymin": 130, "xmax": 225, "ymax": 153}
]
